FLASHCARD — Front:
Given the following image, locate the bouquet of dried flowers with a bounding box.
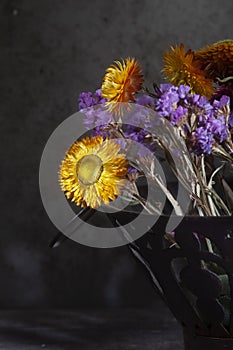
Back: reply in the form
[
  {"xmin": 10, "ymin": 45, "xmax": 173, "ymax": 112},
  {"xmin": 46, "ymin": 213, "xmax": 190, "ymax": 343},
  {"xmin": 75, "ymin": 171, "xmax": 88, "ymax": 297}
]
[
  {"xmin": 51, "ymin": 41, "xmax": 233, "ymax": 343},
  {"xmin": 59, "ymin": 40, "xmax": 233, "ymax": 220}
]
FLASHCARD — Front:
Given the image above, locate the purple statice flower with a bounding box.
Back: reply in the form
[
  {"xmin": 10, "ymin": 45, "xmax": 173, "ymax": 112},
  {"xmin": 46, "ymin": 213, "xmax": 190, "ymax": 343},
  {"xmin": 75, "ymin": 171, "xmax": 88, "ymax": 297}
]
[
  {"xmin": 192, "ymin": 115, "xmax": 228, "ymax": 155},
  {"xmin": 155, "ymin": 84, "xmax": 190, "ymax": 126},
  {"xmin": 123, "ymin": 107, "xmax": 153, "ymax": 156},
  {"xmin": 95, "ymin": 89, "xmax": 107, "ymax": 105},
  {"xmin": 196, "ymin": 96, "xmax": 212, "ymax": 110},
  {"xmin": 103, "ymin": 103, "xmax": 152, "ymax": 157},
  {"xmin": 178, "ymin": 85, "xmax": 190, "ymax": 99},
  {"xmin": 82, "ymin": 105, "xmax": 113, "ymax": 134},
  {"xmin": 156, "ymin": 84, "xmax": 190, "ymax": 123},
  {"xmin": 136, "ymin": 95, "xmax": 155, "ymax": 107},
  {"xmin": 186, "ymin": 93, "xmax": 200, "ymax": 105},
  {"xmin": 170, "ymin": 105, "xmax": 188, "ymax": 126},
  {"xmin": 78, "ymin": 89, "xmax": 106, "ymax": 110},
  {"xmin": 124, "ymin": 127, "xmax": 154, "ymax": 157},
  {"xmin": 229, "ymin": 111, "xmax": 233, "ymax": 128},
  {"xmin": 124, "ymin": 127, "xmax": 148, "ymax": 143},
  {"xmin": 212, "ymin": 95, "xmax": 230, "ymax": 109},
  {"xmin": 78, "ymin": 92, "xmax": 95, "ymax": 109},
  {"xmin": 184, "ymin": 94, "xmax": 213, "ymax": 121},
  {"xmin": 124, "ymin": 105, "xmax": 148, "ymax": 128},
  {"xmin": 155, "ymin": 82, "xmax": 231, "ymax": 156},
  {"xmin": 210, "ymin": 95, "xmax": 230, "ymax": 142},
  {"xmin": 128, "ymin": 166, "xmax": 138, "ymax": 174},
  {"xmin": 192, "ymin": 95, "xmax": 230, "ymax": 155},
  {"xmin": 193, "ymin": 126, "xmax": 215, "ymax": 156},
  {"xmin": 185, "ymin": 93, "xmax": 213, "ymax": 114},
  {"xmin": 155, "ymin": 85, "xmax": 180, "ymax": 117},
  {"xmin": 159, "ymin": 83, "xmax": 174, "ymax": 94},
  {"xmin": 79, "ymin": 89, "xmax": 111, "ymax": 134},
  {"xmin": 208, "ymin": 115, "xmax": 228, "ymax": 143}
]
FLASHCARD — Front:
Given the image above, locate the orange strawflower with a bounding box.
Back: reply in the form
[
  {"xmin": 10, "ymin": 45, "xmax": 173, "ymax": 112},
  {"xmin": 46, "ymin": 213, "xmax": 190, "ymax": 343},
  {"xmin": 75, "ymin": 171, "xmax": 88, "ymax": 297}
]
[
  {"xmin": 163, "ymin": 43, "xmax": 214, "ymax": 98},
  {"xmin": 101, "ymin": 58, "xmax": 144, "ymax": 114}
]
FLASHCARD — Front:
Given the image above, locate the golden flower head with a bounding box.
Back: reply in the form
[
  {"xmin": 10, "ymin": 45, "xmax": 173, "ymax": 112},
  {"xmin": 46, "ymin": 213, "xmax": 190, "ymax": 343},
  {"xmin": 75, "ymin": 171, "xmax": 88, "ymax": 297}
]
[
  {"xmin": 194, "ymin": 40, "xmax": 233, "ymax": 81},
  {"xmin": 101, "ymin": 57, "xmax": 144, "ymax": 114},
  {"xmin": 59, "ymin": 136, "xmax": 128, "ymax": 208},
  {"xmin": 163, "ymin": 43, "xmax": 214, "ymax": 97}
]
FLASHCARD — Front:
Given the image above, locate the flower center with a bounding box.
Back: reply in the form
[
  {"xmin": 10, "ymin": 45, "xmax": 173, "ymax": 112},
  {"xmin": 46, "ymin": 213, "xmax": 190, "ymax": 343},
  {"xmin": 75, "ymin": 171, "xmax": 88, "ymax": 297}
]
[{"xmin": 77, "ymin": 154, "xmax": 103, "ymax": 185}]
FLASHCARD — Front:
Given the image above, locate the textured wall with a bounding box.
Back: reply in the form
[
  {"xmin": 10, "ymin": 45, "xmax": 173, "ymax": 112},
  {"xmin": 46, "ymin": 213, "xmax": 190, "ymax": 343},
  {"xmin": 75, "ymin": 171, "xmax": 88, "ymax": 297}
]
[{"xmin": 1, "ymin": 0, "xmax": 233, "ymax": 307}]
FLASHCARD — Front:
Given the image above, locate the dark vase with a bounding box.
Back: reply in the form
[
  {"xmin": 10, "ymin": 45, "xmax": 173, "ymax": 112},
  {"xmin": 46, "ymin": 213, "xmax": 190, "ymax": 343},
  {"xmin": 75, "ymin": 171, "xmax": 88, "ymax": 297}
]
[
  {"xmin": 123, "ymin": 215, "xmax": 233, "ymax": 350},
  {"xmin": 51, "ymin": 211, "xmax": 233, "ymax": 349}
]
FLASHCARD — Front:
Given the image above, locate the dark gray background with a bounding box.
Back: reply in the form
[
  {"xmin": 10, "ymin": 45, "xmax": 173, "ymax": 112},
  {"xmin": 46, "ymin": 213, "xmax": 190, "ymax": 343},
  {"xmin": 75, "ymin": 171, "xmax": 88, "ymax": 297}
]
[{"xmin": 1, "ymin": 0, "xmax": 233, "ymax": 307}]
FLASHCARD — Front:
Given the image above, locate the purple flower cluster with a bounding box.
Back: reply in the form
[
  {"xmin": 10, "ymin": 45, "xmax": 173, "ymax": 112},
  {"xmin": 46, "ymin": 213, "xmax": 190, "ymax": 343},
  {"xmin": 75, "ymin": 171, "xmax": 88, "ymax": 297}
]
[
  {"xmin": 155, "ymin": 84, "xmax": 189, "ymax": 125},
  {"xmin": 193, "ymin": 127, "xmax": 214, "ymax": 156},
  {"xmin": 78, "ymin": 89, "xmax": 106, "ymax": 110},
  {"xmin": 229, "ymin": 111, "xmax": 233, "ymax": 128},
  {"xmin": 78, "ymin": 90, "xmax": 154, "ymax": 156},
  {"xmin": 155, "ymin": 84, "xmax": 231, "ymax": 156},
  {"xmin": 124, "ymin": 127, "xmax": 152, "ymax": 156},
  {"xmin": 123, "ymin": 104, "xmax": 154, "ymax": 155},
  {"xmin": 194, "ymin": 95, "xmax": 230, "ymax": 155},
  {"xmin": 83, "ymin": 106, "xmax": 112, "ymax": 133},
  {"xmin": 135, "ymin": 94, "xmax": 155, "ymax": 107},
  {"xmin": 78, "ymin": 89, "xmax": 112, "ymax": 134},
  {"xmin": 78, "ymin": 86, "xmax": 231, "ymax": 157}
]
